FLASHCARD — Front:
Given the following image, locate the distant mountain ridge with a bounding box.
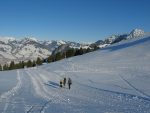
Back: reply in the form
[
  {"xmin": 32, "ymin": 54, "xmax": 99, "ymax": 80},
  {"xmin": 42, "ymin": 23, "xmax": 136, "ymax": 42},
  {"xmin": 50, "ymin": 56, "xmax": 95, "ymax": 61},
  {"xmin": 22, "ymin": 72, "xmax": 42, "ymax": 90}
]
[
  {"xmin": 94, "ymin": 28, "xmax": 146, "ymax": 48},
  {"xmin": 0, "ymin": 28, "xmax": 147, "ymax": 64},
  {"xmin": 0, "ymin": 37, "xmax": 88, "ymax": 64}
]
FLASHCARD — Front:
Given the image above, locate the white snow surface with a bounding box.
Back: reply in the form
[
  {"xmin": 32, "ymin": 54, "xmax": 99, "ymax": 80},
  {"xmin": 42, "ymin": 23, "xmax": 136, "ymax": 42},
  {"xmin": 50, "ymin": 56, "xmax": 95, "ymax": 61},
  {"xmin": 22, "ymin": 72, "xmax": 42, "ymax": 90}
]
[
  {"xmin": 98, "ymin": 44, "xmax": 110, "ymax": 48},
  {"xmin": 0, "ymin": 36, "xmax": 150, "ymax": 113}
]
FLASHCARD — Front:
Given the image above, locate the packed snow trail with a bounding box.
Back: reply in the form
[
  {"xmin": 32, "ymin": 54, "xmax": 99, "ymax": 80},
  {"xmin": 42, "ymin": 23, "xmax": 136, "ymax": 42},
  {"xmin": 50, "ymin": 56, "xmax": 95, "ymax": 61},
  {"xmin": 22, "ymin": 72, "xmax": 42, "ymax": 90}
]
[
  {"xmin": 0, "ymin": 67, "xmax": 150, "ymax": 113},
  {"xmin": 0, "ymin": 36, "xmax": 150, "ymax": 112}
]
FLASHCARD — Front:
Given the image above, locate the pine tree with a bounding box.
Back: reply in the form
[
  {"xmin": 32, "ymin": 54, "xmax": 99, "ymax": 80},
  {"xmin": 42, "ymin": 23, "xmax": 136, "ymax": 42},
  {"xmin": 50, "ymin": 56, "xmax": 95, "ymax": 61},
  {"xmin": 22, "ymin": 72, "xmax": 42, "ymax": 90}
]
[
  {"xmin": 74, "ymin": 49, "xmax": 80, "ymax": 56},
  {"xmin": 86, "ymin": 48, "xmax": 91, "ymax": 53},
  {"xmin": 0, "ymin": 64, "xmax": 2, "ymax": 71},
  {"xmin": 36, "ymin": 57, "xmax": 42, "ymax": 65},
  {"xmin": 66, "ymin": 49, "xmax": 75, "ymax": 58},
  {"xmin": 19, "ymin": 61, "xmax": 25, "ymax": 68},
  {"xmin": 22, "ymin": 61, "xmax": 25, "ymax": 68},
  {"xmin": 51, "ymin": 55, "xmax": 56, "ymax": 62},
  {"xmin": 3, "ymin": 64, "xmax": 9, "ymax": 71},
  {"xmin": 82, "ymin": 48, "xmax": 87, "ymax": 54},
  {"xmin": 15, "ymin": 62, "xmax": 22, "ymax": 69},
  {"xmin": 27, "ymin": 60, "xmax": 33, "ymax": 67},
  {"xmin": 79, "ymin": 48, "xmax": 83, "ymax": 55},
  {"xmin": 47, "ymin": 55, "xmax": 53, "ymax": 63},
  {"xmin": 55, "ymin": 52, "xmax": 63, "ymax": 61},
  {"xmin": 62, "ymin": 52, "xmax": 66, "ymax": 59},
  {"xmin": 93, "ymin": 45, "xmax": 99, "ymax": 50},
  {"xmin": 9, "ymin": 61, "xmax": 15, "ymax": 70},
  {"xmin": 32, "ymin": 60, "xmax": 36, "ymax": 67}
]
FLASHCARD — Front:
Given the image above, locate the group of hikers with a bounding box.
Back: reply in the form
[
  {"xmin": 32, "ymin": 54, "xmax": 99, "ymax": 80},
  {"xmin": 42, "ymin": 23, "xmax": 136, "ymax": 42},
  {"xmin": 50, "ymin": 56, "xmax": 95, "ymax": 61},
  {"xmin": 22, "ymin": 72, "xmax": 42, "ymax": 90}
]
[{"xmin": 60, "ymin": 77, "xmax": 72, "ymax": 89}]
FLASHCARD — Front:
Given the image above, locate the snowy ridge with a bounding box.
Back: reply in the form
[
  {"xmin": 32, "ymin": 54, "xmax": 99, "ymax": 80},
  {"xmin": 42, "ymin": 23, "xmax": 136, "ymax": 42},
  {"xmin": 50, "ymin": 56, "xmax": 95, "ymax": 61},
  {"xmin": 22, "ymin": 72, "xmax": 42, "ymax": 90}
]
[
  {"xmin": 0, "ymin": 37, "xmax": 88, "ymax": 64},
  {"xmin": 94, "ymin": 28, "xmax": 146, "ymax": 48},
  {"xmin": 127, "ymin": 29, "xmax": 145, "ymax": 39},
  {"xmin": 0, "ymin": 37, "xmax": 16, "ymax": 44}
]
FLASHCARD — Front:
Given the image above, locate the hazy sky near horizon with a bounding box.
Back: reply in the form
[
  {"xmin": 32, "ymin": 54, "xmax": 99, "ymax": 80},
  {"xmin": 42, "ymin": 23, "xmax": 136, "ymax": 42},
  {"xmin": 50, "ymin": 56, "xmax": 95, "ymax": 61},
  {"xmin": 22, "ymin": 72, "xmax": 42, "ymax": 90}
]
[{"xmin": 0, "ymin": 0, "xmax": 149, "ymax": 42}]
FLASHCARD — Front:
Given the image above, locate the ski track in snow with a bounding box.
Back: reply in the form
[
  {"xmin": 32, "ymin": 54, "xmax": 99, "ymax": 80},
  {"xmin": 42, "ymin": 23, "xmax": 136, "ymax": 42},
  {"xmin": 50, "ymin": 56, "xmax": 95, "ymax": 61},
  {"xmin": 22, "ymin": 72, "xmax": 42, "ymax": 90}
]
[
  {"xmin": 0, "ymin": 70, "xmax": 22, "ymax": 99},
  {"xmin": 25, "ymin": 68, "xmax": 71, "ymax": 113},
  {"xmin": 1, "ymin": 67, "xmax": 150, "ymax": 113},
  {"xmin": 26, "ymin": 69, "xmax": 68, "ymax": 102},
  {"xmin": 0, "ymin": 70, "xmax": 22, "ymax": 113},
  {"xmin": 119, "ymin": 75, "xmax": 150, "ymax": 99},
  {"xmin": 25, "ymin": 70, "xmax": 53, "ymax": 113}
]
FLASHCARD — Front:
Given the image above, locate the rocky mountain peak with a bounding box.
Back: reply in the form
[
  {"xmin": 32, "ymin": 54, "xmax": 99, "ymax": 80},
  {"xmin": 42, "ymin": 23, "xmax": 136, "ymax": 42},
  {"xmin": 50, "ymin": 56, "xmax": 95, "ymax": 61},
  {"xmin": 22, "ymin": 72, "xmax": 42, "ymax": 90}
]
[{"xmin": 128, "ymin": 29, "xmax": 145, "ymax": 39}]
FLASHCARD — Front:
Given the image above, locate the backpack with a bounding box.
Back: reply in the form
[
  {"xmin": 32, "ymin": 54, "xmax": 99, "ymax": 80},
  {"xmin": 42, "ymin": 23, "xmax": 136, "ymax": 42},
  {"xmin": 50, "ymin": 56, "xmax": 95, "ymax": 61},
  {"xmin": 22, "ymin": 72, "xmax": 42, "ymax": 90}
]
[{"xmin": 68, "ymin": 78, "xmax": 72, "ymax": 84}]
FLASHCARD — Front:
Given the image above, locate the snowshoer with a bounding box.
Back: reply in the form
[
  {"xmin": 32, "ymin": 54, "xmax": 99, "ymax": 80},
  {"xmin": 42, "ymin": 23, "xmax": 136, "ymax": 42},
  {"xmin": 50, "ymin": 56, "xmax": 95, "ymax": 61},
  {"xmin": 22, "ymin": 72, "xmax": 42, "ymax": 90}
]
[
  {"xmin": 68, "ymin": 78, "xmax": 72, "ymax": 90},
  {"xmin": 60, "ymin": 80, "xmax": 63, "ymax": 88},
  {"xmin": 63, "ymin": 77, "xmax": 66, "ymax": 86}
]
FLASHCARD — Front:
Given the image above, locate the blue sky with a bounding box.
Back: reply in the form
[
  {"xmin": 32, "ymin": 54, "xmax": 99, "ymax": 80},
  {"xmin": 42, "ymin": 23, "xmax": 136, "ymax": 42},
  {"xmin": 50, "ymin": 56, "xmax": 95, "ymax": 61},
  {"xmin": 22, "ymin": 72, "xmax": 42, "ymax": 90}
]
[{"xmin": 0, "ymin": 0, "xmax": 149, "ymax": 42}]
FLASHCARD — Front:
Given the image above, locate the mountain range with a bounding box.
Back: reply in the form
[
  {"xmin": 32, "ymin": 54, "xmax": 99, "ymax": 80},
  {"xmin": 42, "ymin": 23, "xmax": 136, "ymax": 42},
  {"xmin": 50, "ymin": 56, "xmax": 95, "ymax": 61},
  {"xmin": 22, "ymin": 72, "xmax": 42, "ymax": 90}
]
[{"xmin": 0, "ymin": 29, "xmax": 146, "ymax": 64}]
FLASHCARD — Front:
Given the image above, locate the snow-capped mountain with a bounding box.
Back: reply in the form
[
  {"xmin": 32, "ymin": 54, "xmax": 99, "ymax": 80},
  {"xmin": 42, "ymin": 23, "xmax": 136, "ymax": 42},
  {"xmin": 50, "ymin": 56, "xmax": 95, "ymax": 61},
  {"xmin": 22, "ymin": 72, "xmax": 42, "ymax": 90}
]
[
  {"xmin": 0, "ymin": 37, "xmax": 87, "ymax": 64},
  {"xmin": 94, "ymin": 28, "xmax": 146, "ymax": 48},
  {"xmin": 0, "ymin": 28, "xmax": 147, "ymax": 64},
  {"xmin": 127, "ymin": 29, "xmax": 145, "ymax": 39}
]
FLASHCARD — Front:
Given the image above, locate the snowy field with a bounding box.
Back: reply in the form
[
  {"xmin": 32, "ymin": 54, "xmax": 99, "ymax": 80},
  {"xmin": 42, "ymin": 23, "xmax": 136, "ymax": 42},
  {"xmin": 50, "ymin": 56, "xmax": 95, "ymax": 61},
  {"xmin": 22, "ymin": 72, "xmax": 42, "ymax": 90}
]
[{"xmin": 0, "ymin": 36, "xmax": 150, "ymax": 113}]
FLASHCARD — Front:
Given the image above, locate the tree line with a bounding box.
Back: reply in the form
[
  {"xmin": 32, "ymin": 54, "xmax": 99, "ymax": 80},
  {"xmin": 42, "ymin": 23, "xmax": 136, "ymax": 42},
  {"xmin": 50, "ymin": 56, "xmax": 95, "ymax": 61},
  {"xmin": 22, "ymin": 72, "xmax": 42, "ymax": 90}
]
[
  {"xmin": 46, "ymin": 46, "xmax": 99, "ymax": 63},
  {"xmin": 0, "ymin": 57, "xmax": 43, "ymax": 71},
  {"xmin": 0, "ymin": 46, "xmax": 99, "ymax": 71}
]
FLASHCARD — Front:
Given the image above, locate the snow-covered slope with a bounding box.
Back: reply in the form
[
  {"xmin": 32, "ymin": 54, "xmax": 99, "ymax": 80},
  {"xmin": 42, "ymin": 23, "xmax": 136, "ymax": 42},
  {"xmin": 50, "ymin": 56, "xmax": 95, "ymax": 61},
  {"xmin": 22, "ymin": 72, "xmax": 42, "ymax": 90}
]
[{"xmin": 0, "ymin": 35, "xmax": 150, "ymax": 113}]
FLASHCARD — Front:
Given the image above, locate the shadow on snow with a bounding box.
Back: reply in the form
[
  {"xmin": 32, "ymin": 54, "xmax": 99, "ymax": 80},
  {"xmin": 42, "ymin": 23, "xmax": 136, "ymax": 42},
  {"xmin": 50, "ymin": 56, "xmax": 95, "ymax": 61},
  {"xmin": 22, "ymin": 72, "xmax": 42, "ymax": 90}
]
[
  {"xmin": 77, "ymin": 81, "xmax": 150, "ymax": 102},
  {"xmin": 44, "ymin": 81, "xmax": 60, "ymax": 88}
]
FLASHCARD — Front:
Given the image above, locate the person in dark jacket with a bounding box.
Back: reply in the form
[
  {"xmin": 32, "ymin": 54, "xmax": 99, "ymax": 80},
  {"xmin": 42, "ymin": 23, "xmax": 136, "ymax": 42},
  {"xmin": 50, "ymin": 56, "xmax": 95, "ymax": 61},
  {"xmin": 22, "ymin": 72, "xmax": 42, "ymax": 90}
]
[
  {"xmin": 68, "ymin": 78, "xmax": 72, "ymax": 89},
  {"xmin": 63, "ymin": 77, "xmax": 66, "ymax": 86}
]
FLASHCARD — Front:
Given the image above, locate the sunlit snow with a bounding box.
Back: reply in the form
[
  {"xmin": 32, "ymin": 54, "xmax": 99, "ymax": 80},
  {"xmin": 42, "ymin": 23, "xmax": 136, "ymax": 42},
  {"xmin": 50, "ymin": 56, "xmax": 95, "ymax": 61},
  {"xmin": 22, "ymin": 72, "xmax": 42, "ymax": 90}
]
[{"xmin": 0, "ymin": 36, "xmax": 150, "ymax": 113}]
